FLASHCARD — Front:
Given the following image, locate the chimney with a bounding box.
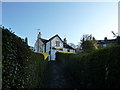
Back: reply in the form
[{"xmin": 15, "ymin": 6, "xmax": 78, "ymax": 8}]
[
  {"xmin": 64, "ymin": 38, "xmax": 67, "ymax": 44},
  {"xmin": 25, "ymin": 37, "xmax": 28, "ymax": 45},
  {"xmin": 104, "ymin": 37, "xmax": 107, "ymax": 41},
  {"xmin": 37, "ymin": 32, "xmax": 41, "ymax": 39}
]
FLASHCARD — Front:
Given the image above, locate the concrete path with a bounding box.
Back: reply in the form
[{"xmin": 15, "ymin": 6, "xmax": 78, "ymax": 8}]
[{"xmin": 43, "ymin": 61, "xmax": 79, "ymax": 88}]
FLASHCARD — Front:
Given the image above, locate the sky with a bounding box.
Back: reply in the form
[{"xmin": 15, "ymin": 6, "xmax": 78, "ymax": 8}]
[{"xmin": 2, "ymin": 2, "xmax": 118, "ymax": 46}]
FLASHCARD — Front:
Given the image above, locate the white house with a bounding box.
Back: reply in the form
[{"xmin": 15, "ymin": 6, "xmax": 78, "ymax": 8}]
[{"xmin": 34, "ymin": 32, "xmax": 76, "ymax": 61}]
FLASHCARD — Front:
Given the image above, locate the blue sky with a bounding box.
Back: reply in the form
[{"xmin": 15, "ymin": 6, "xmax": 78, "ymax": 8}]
[{"xmin": 2, "ymin": 2, "xmax": 118, "ymax": 46}]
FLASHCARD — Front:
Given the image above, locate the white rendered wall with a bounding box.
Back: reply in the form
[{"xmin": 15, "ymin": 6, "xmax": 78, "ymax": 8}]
[
  {"xmin": 46, "ymin": 41, "xmax": 51, "ymax": 61},
  {"xmin": 51, "ymin": 36, "xmax": 63, "ymax": 48},
  {"xmin": 46, "ymin": 41, "xmax": 50, "ymax": 53},
  {"xmin": 63, "ymin": 48, "xmax": 67, "ymax": 52},
  {"xmin": 50, "ymin": 36, "xmax": 63, "ymax": 60},
  {"xmin": 70, "ymin": 49, "xmax": 75, "ymax": 53}
]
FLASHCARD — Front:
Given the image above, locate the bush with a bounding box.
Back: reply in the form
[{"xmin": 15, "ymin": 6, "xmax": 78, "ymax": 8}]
[
  {"xmin": 25, "ymin": 53, "xmax": 47, "ymax": 88},
  {"xmin": 2, "ymin": 28, "xmax": 48, "ymax": 89},
  {"xmin": 56, "ymin": 45, "xmax": 120, "ymax": 88}
]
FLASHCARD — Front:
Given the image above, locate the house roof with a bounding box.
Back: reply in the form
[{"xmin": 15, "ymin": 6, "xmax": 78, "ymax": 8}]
[
  {"xmin": 40, "ymin": 34, "xmax": 63, "ymax": 43},
  {"xmin": 63, "ymin": 42, "xmax": 75, "ymax": 50},
  {"xmin": 97, "ymin": 39, "xmax": 116, "ymax": 44},
  {"xmin": 48, "ymin": 34, "xmax": 63, "ymax": 42},
  {"xmin": 40, "ymin": 34, "xmax": 75, "ymax": 50},
  {"xmin": 41, "ymin": 38, "xmax": 48, "ymax": 43}
]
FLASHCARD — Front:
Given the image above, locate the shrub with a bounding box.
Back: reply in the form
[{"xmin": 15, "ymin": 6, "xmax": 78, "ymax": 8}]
[
  {"xmin": 56, "ymin": 45, "xmax": 120, "ymax": 88},
  {"xmin": 38, "ymin": 52, "xmax": 49, "ymax": 60},
  {"xmin": 2, "ymin": 28, "xmax": 48, "ymax": 89},
  {"xmin": 25, "ymin": 52, "xmax": 47, "ymax": 88}
]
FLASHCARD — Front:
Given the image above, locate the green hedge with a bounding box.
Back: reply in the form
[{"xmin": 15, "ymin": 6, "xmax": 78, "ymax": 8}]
[
  {"xmin": 56, "ymin": 45, "xmax": 120, "ymax": 88},
  {"xmin": 25, "ymin": 53, "xmax": 47, "ymax": 88},
  {"xmin": 2, "ymin": 28, "xmax": 47, "ymax": 89}
]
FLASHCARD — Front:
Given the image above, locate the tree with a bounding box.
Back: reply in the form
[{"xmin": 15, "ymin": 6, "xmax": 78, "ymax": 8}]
[{"xmin": 80, "ymin": 34, "xmax": 98, "ymax": 53}]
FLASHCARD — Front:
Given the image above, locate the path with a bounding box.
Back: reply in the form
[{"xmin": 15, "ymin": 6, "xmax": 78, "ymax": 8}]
[{"xmin": 43, "ymin": 61, "xmax": 79, "ymax": 88}]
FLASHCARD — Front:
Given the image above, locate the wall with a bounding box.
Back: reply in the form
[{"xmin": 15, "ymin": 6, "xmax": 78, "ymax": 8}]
[
  {"xmin": 63, "ymin": 48, "xmax": 67, "ymax": 52},
  {"xmin": 46, "ymin": 41, "xmax": 50, "ymax": 60},
  {"xmin": 70, "ymin": 49, "xmax": 75, "ymax": 53},
  {"xmin": 51, "ymin": 36, "xmax": 63, "ymax": 48},
  {"xmin": 49, "ymin": 36, "xmax": 63, "ymax": 60}
]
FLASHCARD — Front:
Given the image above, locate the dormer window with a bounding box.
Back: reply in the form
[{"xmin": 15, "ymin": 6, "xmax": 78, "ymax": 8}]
[{"xmin": 56, "ymin": 41, "xmax": 60, "ymax": 47}]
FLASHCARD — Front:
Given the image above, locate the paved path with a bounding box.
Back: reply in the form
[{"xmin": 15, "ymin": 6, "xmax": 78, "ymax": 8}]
[{"xmin": 43, "ymin": 61, "xmax": 79, "ymax": 88}]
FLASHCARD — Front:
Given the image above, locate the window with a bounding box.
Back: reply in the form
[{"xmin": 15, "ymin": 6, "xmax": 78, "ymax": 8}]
[
  {"xmin": 56, "ymin": 41, "xmax": 60, "ymax": 47},
  {"xmin": 103, "ymin": 44, "xmax": 107, "ymax": 47},
  {"xmin": 67, "ymin": 49, "xmax": 70, "ymax": 52}
]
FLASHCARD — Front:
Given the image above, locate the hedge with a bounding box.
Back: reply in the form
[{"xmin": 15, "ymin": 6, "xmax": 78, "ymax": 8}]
[
  {"xmin": 56, "ymin": 45, "xmax": 120, "ymax": 88},
  {"xmin": 2, "ymin": 28, "xmax": 48, "ymax": 89},
  {"xmin": 38, "ymin": 52, "xmax": 49, "ymax": 60},
  {"xmin": 25, "ymin": 52, "xmax": 47, "ymax": 88}
]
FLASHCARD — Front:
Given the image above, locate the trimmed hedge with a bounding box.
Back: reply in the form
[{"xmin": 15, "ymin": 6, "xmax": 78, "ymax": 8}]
[
  {"xmin": 25, "ymin": 53, "xmax": 47, "ymax": 88},
  {"xmin": 38, "ymin": 52, "xmax": 49, "ymax": 60},
  {"xmin": 56, "ymin": 45, "xmax": 120, "ymax": 88},
  {"xmin": 2, "ymin": 28, "xmax": 47, "ymax": 89}
]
